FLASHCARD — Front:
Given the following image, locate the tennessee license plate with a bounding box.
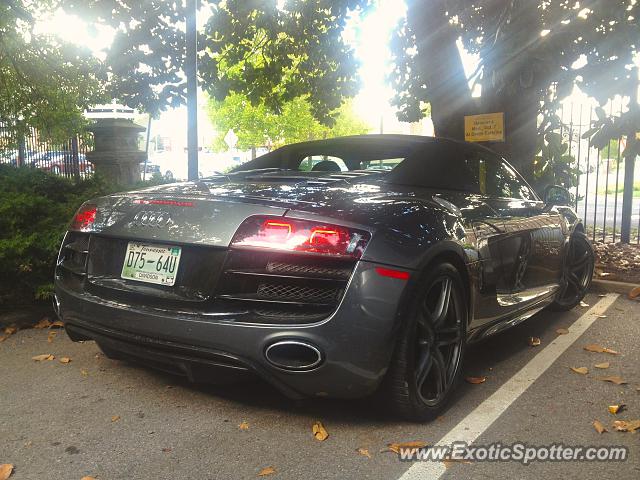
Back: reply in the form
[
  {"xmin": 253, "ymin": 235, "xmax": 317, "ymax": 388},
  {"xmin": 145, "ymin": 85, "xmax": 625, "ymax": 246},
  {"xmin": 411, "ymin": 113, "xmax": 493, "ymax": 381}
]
[{"xmin": 121, "ymin": 242, "xmax": 182, "ymax": 286}]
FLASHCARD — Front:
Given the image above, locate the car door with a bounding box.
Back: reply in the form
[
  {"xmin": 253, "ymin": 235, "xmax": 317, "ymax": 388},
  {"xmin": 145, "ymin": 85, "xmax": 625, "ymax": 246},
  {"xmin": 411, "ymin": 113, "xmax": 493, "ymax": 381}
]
[{"xmin": 475, "ymin": 150, "xmax": 565, "ymax": 302}]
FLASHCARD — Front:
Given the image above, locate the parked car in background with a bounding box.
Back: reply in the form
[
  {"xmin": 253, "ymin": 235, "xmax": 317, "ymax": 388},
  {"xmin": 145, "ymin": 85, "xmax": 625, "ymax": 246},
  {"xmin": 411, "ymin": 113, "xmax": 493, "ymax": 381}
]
[{"xmin": 32, "ymin": 151, "xmax": 93, "ymax": 175}]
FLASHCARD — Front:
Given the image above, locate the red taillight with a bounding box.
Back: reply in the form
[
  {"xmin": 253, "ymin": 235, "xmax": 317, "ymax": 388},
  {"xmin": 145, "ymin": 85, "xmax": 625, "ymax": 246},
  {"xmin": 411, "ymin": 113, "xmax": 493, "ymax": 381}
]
[
  {"xmin": 231, "ymin": 216, "xmax": 370, "ymax": 258},
  {"xmin": 69, "ymin": 203, "xmax": 97, "ymax": 232}
]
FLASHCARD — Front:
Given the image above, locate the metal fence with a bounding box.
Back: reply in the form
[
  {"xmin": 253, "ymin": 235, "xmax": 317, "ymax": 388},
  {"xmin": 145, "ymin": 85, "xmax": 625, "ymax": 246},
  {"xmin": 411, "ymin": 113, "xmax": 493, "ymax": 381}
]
[
  {"xmin": 0, "ymin": 126, "xmax": 94, "ymax": 181},
  {"xmin": 557, "ymin": 101, "xmax": 639, "ymax": 245}
]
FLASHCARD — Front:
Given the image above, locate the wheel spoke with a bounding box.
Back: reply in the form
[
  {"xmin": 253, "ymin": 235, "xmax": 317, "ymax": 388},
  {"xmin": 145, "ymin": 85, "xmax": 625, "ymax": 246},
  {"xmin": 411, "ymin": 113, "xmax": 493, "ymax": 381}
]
[
  {"xmin": 415, "ymin": 347, "xmax": 434, "ymax": 392},
  {"xmin": 432, "ymin": 278, "xmax": 452, "ymax": 327},
  {"xmin": 432, "ymin": 348, "xmax": 448, "ymax": 397}
]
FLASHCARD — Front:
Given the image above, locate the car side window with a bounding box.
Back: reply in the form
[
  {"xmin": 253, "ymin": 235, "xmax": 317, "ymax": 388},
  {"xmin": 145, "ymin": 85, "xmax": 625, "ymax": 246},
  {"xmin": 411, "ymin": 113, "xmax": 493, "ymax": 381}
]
[{"xmin": 473, "ymin": 151, "xmax": 536, "ymax": 200}]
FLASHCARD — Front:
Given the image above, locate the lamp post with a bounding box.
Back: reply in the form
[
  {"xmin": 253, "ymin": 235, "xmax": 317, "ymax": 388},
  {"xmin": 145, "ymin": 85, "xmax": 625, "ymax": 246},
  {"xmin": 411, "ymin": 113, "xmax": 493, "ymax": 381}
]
[{"xmin": 186, "ymin": 0, "xmax": 199, "ymax": 181}]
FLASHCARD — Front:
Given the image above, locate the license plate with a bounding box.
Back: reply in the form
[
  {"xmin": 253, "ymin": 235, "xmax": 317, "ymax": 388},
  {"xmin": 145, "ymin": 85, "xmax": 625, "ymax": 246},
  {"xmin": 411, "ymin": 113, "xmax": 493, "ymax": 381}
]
[{"xmin": 121, "ymin": 242, "xmax": 182, "ymax": 286}]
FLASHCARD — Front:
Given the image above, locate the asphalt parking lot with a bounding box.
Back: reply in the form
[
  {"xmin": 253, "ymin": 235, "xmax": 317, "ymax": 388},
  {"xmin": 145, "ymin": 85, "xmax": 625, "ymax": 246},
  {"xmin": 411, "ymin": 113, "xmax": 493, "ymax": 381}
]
[{"xmin": 1, "ymin": 291, "xmax": 638, "ymax": 480}]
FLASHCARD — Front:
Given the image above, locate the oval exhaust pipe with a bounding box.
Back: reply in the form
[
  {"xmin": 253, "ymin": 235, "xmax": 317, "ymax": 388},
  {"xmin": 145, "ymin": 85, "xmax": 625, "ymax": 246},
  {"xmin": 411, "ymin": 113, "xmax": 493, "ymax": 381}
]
[{"xmin": 265, "ymin": 340, "xmax": 323, "ymax": 371}]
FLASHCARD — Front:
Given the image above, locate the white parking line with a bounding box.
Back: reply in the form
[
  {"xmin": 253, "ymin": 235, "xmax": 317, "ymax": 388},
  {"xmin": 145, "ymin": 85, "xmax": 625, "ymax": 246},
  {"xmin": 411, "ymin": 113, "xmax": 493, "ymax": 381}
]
[{"xmin": 398, "ymin": 293, "xmax": 620, "ymax": 480}]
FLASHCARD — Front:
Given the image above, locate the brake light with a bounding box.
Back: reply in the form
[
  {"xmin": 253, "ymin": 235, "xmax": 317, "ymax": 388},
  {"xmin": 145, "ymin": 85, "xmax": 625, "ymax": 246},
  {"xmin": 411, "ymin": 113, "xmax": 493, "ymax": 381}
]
[
  {"xmin": 231, "ymin": 216, "xmax": 370, "ymax": 258},
  {"xmin": 69, "ymin": 203, "xmax": 97, "ymax": 232}
]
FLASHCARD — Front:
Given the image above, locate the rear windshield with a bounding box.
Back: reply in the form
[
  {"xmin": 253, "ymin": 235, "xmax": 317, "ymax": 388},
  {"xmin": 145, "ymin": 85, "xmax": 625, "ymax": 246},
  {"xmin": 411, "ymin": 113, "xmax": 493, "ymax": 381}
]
[{"xmin": 229, "ymin": 138, "xmax": 421, "ymax": 173}]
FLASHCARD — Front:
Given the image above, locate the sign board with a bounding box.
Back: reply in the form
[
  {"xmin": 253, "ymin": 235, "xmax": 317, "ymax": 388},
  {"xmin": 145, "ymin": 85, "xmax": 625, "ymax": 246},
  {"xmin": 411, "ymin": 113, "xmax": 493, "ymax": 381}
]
[
  {"xmin": 464, "ymin": 112, "xmax": 505, "ymax": 142},
  {"xmin": 224, "ymin": 129, "xmax": 238, "ymax": 149}
]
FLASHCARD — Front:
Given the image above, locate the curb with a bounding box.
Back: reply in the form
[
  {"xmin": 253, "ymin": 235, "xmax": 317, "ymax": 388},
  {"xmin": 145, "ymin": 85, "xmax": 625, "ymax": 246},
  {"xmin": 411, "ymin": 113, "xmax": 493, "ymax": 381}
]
[{"xmin": 591, "ymin": 278, "xmax": 638, "ymax": 296}]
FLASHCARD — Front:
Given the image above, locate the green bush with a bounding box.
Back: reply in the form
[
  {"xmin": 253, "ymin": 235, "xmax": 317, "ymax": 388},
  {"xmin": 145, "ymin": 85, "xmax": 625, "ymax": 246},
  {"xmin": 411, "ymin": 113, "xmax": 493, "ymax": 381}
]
[{"xmin": 0, "ymin": 165, "xmax": 170, "ymax": 306}]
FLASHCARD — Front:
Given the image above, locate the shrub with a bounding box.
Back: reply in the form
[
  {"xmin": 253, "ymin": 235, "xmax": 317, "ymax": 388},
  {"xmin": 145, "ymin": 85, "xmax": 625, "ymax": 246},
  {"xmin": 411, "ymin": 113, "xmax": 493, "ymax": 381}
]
[{"xmin": 0, "ymin": 166, "xmax": 170, "ymax": 306}]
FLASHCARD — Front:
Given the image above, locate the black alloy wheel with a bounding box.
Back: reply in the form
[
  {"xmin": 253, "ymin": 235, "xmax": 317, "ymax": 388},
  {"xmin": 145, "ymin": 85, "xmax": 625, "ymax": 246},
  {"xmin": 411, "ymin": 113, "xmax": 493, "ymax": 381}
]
[
  {"xmin": 550, "ymin": 231, "xmax": 594, "ymax": 311},
  {"xmin": 384, "ymin": 262, "xmax": 467, "ymax": 421}
]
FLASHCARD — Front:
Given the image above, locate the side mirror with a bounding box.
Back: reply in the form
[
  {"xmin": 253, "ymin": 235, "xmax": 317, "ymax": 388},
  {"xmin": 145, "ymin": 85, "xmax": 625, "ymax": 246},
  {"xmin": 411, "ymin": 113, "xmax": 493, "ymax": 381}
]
[{"xmin": 543, "ymin": 185, "xmax": 573, "ymax": 207}]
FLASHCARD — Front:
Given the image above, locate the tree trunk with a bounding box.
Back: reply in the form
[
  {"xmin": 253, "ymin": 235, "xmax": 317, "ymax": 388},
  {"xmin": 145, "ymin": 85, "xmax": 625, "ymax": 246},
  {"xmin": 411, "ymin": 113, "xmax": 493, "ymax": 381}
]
[{"xmin": 406, "ymin": 0, "xmax": 474, "ymax": 141}]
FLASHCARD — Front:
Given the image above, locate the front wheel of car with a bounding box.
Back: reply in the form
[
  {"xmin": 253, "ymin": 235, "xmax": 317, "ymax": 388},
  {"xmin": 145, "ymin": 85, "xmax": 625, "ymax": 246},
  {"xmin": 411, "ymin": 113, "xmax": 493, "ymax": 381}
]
[
  {"xmin": 550, "ymin": 231, "xmax": 594, "ymax": 311},
  {"xmin": 382, "ymin": 262, "xmax": 467, "ymax": 422}
]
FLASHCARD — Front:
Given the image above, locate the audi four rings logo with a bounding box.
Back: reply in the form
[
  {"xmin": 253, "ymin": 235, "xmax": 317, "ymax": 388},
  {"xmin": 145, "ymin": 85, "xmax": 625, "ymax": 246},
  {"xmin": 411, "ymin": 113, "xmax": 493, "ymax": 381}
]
[{"xmin": 133, "ymin": 211, "xmax": 172, "ymax": 228}]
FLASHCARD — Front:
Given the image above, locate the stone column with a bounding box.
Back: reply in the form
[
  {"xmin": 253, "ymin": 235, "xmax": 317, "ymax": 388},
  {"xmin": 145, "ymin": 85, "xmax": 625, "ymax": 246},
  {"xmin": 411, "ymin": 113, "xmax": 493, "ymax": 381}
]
[{"xmin": 86, "ymin": 118, "xmax": 146, "ymax": 186}]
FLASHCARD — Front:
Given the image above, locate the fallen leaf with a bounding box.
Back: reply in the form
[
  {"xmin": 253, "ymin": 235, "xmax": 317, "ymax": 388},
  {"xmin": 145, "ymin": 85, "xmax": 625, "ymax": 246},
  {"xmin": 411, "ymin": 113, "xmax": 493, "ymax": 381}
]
[
  {"xmin": 312, "ymin": 421, "xmax": 329, "ymax": 441},
  {"xmin": 258, "ymin": 466, "xmax": 276, "ymax": 476},
  {"xmin": 629, "ymin": 286, "xmax": 640, "ymax": 300},
  {"xmin": 356, "ymin": 447, "xmax": 371, "ymax": 458},
  {"xmin": 593, "ymin": 420, "xmax": 607, "ymax": 434},
  {"xmin": 528, "ymin": 336, "xmax": 541, "ymax": 346},
  {"xmin": 0, "ymin": 464, "xmax": 13, "ymax": 480},
  {"xmin": 583, "ymin": 344, "xmax": 619, "ymax": 355},
  {"xmin": 111, "ymin": 415, "xmax": 120, "ymax": 423},
  {"xmin": 608, "ymin": 404, "xmax": 625, "ymax": 415},
  {"xmin": 612, "ymin": 420, "xmax": 640, "ymax": 432},
  {"xmin": 597, "ymin": 376, "xmax": 627, "ymax": 385},
  {"xmin": 386, "ymin": 441, "xmax": 428, "ymax": 454},
  {"xmin": 32, "ymin": 354, "xmax": 54, "ymax": 362},
  {"xmin": 594, "ymin": 362, "xmax": 610, "ymax": 369},
  {"xmin": 239, "ymin": 421, "xmax": 249, "ymax": 430},
  {"xmin": 81, "ymin": 369, "xmax": 88, "ymax": 377},
  {"xmin": 4, "ymin": 326, "xmax": 17, "ymax": 336},
  {"xmin": 0, "ymin": 336, "xmax": 7, "ymax": 343},
  {"xmin": 47, "ymin": 331, "xmax": 57, "ymax": 343},
  {"xmin": 443, "ymin": 458, "xmax": 472, "ymax": 469},
  {"xmin": 33, "ymin": 318, "xmax": 51, "ymax": 329},
  {"xmin": 597, "ymin": 315, "xmax": 607, "ymax": 319},
  {"xmin": 59, "ymin": 357, "xmax": 71, "ymax": 364},
  {"xmin": 570, "ymin": 366, "xmax": 588, "ymax": 375},
  {"xmin": 80, "ymin": 477, "xmax": 97, "ymax": 480},
  {"xmin": 50, "ymin": 320, "xmax": 64, "ymax": 328},
  {"xmin": 556, "ymin": 328, "xmax": 569, "ymax": 335},
  {"xmin": 465, "ymin": 376, "xmax": 486, "ymax": 384},
  {"xmin": 579, "ymin": 301, "xmax": 589, "ymax": 307},
  {"xmin": 161, "ymin": 447, "xmax": 172, "ymax": 453}
]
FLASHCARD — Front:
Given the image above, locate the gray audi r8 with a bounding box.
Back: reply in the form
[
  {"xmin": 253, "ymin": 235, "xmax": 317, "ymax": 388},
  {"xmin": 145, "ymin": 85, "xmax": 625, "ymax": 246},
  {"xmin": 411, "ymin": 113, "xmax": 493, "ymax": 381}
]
[{"xmin": 54, "ymin": 135, "xmax": 594, "ymax": 421}]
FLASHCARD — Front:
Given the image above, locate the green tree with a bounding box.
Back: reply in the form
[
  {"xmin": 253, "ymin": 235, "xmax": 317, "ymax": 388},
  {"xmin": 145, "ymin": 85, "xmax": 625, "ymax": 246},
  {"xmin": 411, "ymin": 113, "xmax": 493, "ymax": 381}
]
[
  {"xmin": 0, "ymin": 1, "xmax": 105, "ymax": 146},
  {"xmin": 63, "ymin": 1, "xmax": 639, "ymax": 182},
  {"xmin": 207, "ymin": 94, "xmax": 369, "ymax": 154}
]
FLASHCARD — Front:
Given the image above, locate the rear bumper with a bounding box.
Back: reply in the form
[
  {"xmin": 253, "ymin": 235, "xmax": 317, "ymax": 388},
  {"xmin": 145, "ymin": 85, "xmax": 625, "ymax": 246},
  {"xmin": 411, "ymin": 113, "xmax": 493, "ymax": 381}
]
[{"xmin": 55, "ymin": 260, "xmax": 410, "ymax": 399}]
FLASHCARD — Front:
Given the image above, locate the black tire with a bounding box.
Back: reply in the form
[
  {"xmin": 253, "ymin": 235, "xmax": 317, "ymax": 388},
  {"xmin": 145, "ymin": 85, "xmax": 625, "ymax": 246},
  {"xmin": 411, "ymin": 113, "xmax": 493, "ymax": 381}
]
[
  {"xmin": 550, "ymin": 231, "xmax": 594, "ymax": 311},
  {"xmin": 382, "ymin": 262, "xmax": 467, "ymax": 422}
]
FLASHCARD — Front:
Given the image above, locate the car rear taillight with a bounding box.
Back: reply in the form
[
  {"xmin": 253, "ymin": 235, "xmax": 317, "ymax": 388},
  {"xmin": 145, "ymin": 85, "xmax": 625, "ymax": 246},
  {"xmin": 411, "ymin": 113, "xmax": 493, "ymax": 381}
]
[
  {"xmin": 69, "ymin": 203, "xmax": 97, "ymax": 232},
  {"xmin": 231, "ymin": 216, "xmax": 370, "ymax": 258}
]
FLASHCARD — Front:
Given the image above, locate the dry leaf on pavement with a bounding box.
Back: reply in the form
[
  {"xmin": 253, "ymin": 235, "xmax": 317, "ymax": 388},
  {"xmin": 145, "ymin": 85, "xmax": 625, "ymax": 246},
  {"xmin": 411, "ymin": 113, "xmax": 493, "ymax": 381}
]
[
  {"xmin": 239, "ymin": 421, "xmax": 249, "ymax": 430},
  {"xmin": 312, "ymin": 421, "xmax": 329, "ymax": 441},
  {"xmin": 556, "ymin": 328, "xmax": 569, "ymax": 335},
  {"xmin": 465, "ymin": 376, "xmax": 486, "ymax": 384},
  {"xmin": 608, "ymin": 405, "xmax": 625, "ymax": 415},
  {"xmin": 386, "ymin": 441, "xmax": 428, "ymax": 454},
  {"xmin": 594, "ymin": 362, "xmax": 610, "ymax": 369},
  {"xmin": 612, "ymin": 420, "xmax": 640, "ymax": 432},
  {"xmin": 597, "ymin": 315, "xmax": 607, "ymax": 319},
  {"xmin": 59, "ymin": 357, "xmax": 71, "ymax": 364},
  {"xmin": 111, "ymin": 415, "xmax": 120, "ymax": 422},
  {"xmin": 0, "ymin": 464, "xmax": 13, "ymax": 480},
  {"xmin": 50, "ymin": 320, "xmax": 64, "ymax": 328},
  {"xmin": 356, "ymin": 447, "xmax": 371, "ymax": 458},
  {"xmin": 32, "ymin": 354, "xmax": 54, "ymax": 362},
  {"xmin": 81, "ymin": 369, "xmax": 88, "ymax": 377},
  {"xmin": 628, "ymin": 286, "xmax": 640, "ymax": 300},
  {"xmin": 579, "ymin": 301, "xmax": 589, "ymax": 307},
  {"xmin": 47, "ymin": 331, "xmax": 57, "ymax": 343},
  {"xmin": 0, "ymin": 336, "xmax": 7, "ymax": 343},
  {"xmin": 593, "ymin": 420, "xmax": 607, "ymax": 434},
  {"xmin": 583, "ymin": 344, "xmax": 619, "ymax": 355},
  {"xmin": 80, "ymin": 477, "xmax": 97, "ymax": 480},
  {"xmin": 597, "ymin": 376, "xmax": 627, "ymax": 385},
  {"xmin": 528, "ymin": 337, "xmax": 541, "ymax": 346},
  {"xmin": 4, "ymin": 326, "xmax": 17, "ymax": 336},
  {"xmin": 258, "ymin": 466, "xmax": 276, "ymax": 476},
  {"xmin": 33, "ymin": 318, "xmax": 51, "ymax": 329},
  {"xmin": 570, "ymin": 367, "xmax": 588, "ymax": 375},
  {"xmin": 443, "ymin": 458, "xmax": 472, "ymax": 469}
]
